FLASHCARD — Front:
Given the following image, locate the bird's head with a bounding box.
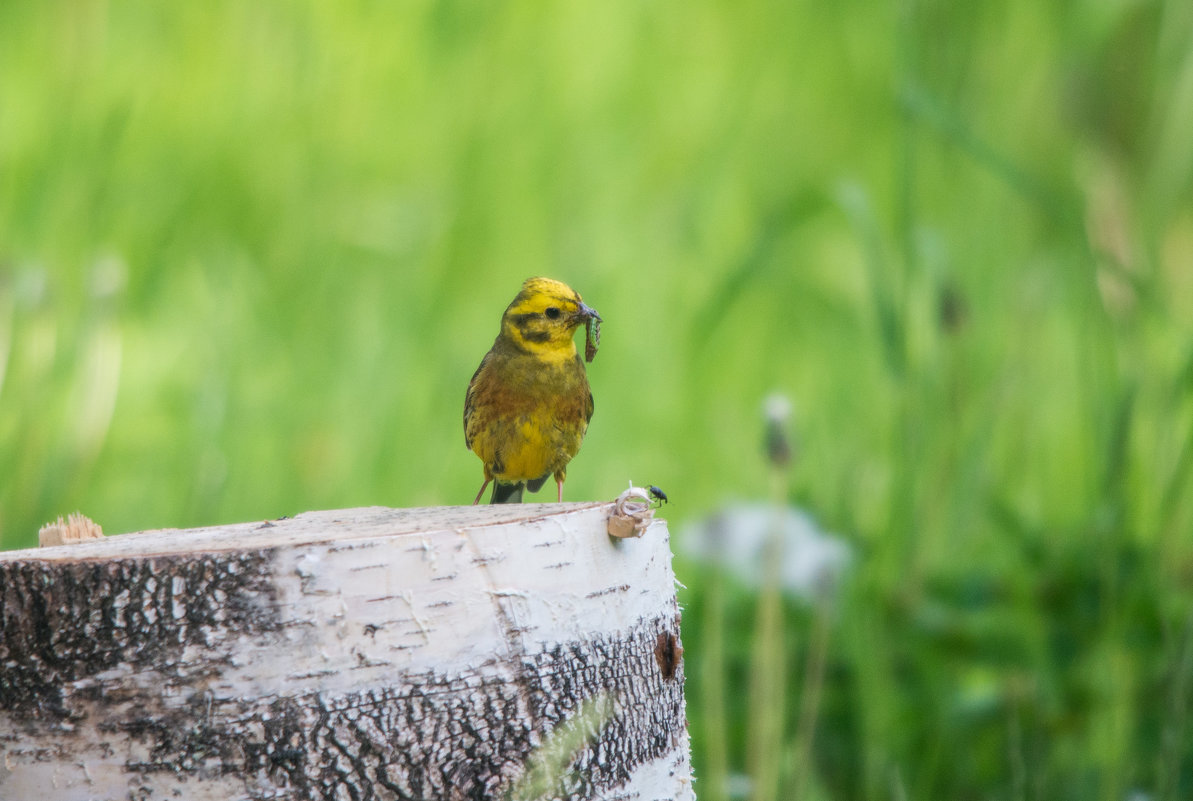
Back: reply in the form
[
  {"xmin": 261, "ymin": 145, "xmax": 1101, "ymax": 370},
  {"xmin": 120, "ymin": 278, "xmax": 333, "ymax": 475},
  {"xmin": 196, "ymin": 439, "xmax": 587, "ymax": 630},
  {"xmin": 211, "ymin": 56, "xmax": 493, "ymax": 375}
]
[{"xmin": 500, "ymin": 277, "xmax": 601, "ymax": 361}]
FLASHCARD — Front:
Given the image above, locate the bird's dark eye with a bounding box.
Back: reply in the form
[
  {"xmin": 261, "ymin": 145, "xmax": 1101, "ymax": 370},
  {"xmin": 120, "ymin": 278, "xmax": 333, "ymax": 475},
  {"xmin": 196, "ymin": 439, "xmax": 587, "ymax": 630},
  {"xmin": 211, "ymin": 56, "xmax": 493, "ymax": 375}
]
[{"xmin": 544, "ymin": 307, "xmax": 562, "ymax": 320}]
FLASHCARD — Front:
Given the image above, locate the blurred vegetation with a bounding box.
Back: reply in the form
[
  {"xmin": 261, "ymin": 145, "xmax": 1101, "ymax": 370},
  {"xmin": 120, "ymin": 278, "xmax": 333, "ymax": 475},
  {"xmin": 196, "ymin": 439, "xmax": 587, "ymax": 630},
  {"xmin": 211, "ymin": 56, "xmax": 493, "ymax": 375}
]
[{"xmin": 2, "ymin": 0, "xmax": 1193, "ymax": 799}]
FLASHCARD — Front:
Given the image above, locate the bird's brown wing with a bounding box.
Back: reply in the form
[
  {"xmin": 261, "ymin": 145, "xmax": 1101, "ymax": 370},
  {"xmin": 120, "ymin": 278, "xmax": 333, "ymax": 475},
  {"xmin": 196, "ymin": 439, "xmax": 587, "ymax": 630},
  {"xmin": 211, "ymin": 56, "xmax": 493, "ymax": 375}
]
[{"xmin": 463, "ymin": 355, "xmax": 489, "ymax": 449}]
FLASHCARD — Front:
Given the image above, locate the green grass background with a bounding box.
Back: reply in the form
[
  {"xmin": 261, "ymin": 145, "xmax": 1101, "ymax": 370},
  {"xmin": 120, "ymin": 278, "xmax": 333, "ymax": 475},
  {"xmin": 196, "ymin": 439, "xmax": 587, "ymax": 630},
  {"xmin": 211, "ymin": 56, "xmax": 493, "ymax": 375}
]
[{"xmin": 3, "ymin": 1, "xmax": 1193, "ymax": 799}]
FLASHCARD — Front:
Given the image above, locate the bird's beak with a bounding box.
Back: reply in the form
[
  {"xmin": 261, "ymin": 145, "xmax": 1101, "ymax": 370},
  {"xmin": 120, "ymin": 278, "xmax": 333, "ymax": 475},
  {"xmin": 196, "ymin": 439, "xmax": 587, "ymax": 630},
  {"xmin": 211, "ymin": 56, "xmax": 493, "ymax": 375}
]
[{"xmin": 577, "ymin": 302, "xmax": 601, "ymax": 323}]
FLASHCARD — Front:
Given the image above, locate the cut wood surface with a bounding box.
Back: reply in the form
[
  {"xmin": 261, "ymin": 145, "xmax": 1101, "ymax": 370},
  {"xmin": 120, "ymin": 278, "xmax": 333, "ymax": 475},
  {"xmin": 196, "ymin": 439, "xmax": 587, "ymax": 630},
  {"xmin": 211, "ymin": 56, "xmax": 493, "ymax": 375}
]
[{"xmin": 0, "ymin": 503, "xmax": 692, "ymax": 801}]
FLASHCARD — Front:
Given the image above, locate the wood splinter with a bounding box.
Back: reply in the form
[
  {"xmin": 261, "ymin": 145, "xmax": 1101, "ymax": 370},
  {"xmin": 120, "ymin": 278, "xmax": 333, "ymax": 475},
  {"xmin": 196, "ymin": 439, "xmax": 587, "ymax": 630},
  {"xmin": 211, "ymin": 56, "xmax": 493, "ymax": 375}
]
[{"xmin": 38, "ymin": 513, "xmax": 104, "ymax": 547}]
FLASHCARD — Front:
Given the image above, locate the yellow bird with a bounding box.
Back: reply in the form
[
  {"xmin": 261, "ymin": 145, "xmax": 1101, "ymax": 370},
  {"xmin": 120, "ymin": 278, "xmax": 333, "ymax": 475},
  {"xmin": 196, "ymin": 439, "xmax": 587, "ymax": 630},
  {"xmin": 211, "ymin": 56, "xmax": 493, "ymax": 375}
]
[{"xmin": 464, "ymin": 277, "xmax": 600, "ymax": 504}]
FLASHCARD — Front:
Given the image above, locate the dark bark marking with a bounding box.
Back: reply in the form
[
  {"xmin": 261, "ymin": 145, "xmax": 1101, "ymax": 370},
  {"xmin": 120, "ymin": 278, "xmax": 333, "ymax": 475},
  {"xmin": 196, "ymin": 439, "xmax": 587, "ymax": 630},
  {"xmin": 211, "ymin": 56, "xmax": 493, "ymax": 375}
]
[
  {"xmin": 0, "ymin": 551, "xmax": 280, "ymax": 720},
  {"xmin": 16, "ymin": 616, "xmax": 685, "ymax": 801},
  {"xmin": 654, "ymin": 630, "xmax": 684, "ymax": 681}
]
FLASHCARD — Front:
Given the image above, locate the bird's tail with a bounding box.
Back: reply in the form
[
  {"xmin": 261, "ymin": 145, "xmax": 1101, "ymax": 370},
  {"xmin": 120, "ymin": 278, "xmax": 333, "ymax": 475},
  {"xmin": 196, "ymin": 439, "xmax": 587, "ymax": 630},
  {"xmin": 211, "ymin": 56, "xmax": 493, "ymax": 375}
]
[{"xmin": 490, "ymin": 481, "xmax": 525, "ymax": 504}]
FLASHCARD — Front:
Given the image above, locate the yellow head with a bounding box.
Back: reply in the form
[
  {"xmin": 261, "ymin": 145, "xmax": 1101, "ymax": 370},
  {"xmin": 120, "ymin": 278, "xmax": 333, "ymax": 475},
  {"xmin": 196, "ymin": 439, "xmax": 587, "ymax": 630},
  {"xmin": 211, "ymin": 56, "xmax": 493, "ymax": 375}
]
[{"xmin": 500, "ymin": 277, "xmax": 601, "ymax": 361}]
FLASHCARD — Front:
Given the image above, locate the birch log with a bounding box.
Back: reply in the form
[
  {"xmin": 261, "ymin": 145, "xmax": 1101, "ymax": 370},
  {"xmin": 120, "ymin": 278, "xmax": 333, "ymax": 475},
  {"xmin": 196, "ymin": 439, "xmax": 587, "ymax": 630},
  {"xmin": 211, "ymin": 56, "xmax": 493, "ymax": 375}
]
[{"xmin": 0, "ymin": 503, "xmax": 693, "ymax": 801}]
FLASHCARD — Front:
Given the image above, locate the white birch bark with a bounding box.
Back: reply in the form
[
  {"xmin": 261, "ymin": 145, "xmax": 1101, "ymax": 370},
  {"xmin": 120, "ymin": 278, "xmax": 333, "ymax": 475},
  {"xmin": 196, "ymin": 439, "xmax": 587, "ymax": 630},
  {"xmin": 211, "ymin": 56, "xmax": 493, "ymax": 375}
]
[{"xmin": 0, "ymin": 503, "xmax": 693, "ymax": 801}]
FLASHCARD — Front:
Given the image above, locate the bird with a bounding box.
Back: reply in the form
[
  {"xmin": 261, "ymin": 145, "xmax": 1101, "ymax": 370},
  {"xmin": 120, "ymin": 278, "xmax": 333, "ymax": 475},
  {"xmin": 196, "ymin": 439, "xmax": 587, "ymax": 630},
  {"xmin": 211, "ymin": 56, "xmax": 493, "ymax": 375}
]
[{"xmin": 464, "ymin": 277, "xmax": 600, "ymax": 504}]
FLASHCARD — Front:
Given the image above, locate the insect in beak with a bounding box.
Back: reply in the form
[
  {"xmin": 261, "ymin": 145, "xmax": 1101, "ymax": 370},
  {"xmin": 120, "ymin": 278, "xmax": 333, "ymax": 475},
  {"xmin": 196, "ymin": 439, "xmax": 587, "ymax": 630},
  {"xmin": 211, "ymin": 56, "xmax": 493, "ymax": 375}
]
[{"xmin": 580, "ymin": 304, "xmax": 602, "ymax": 363}]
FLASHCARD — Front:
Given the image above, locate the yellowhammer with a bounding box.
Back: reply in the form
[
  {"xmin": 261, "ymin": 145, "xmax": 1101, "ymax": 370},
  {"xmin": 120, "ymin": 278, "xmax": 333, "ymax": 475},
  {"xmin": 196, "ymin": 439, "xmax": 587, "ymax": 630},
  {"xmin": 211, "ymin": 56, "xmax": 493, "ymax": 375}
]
[{"xmin": 464, "ymin": 277, "xmax": 601, "ymax": 504}]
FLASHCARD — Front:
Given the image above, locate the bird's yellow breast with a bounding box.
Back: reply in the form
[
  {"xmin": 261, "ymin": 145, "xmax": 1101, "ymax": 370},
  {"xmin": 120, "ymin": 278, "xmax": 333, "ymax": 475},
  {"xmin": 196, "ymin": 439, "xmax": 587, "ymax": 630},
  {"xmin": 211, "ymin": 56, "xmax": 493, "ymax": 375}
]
[{"xmin": 465, "ymin": 346, "xmax": 592, "ymax": 483}]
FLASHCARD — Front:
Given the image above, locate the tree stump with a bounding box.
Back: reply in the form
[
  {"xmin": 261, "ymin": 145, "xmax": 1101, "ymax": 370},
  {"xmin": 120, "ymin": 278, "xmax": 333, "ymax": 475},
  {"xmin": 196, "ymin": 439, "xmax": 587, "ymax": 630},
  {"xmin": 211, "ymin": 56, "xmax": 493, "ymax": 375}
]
[{"xmin": 0, "ymin": 503, "xmax": 693, "ymax": 801}]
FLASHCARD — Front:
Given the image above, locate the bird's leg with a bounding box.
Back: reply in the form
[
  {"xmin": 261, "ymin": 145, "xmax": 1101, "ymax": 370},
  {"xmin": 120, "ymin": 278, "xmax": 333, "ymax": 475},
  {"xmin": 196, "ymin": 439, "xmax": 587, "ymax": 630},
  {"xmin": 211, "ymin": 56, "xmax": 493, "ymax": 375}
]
[
  {"xmin": 556, "ymin": 477, "xmax": 564, "ymax": 503},
  {"xmin": 473, "ymin": 478, "xmax": 492, "ymax": 505}
]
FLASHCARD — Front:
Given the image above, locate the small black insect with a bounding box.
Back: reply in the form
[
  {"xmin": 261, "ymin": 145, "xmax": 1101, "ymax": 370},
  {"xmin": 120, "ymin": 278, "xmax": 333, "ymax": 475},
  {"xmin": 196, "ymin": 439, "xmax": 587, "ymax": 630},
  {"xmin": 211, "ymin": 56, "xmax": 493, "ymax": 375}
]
[{"xmin": 648, "ymin": 485, "xmax": 669, "ymax": 505}]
